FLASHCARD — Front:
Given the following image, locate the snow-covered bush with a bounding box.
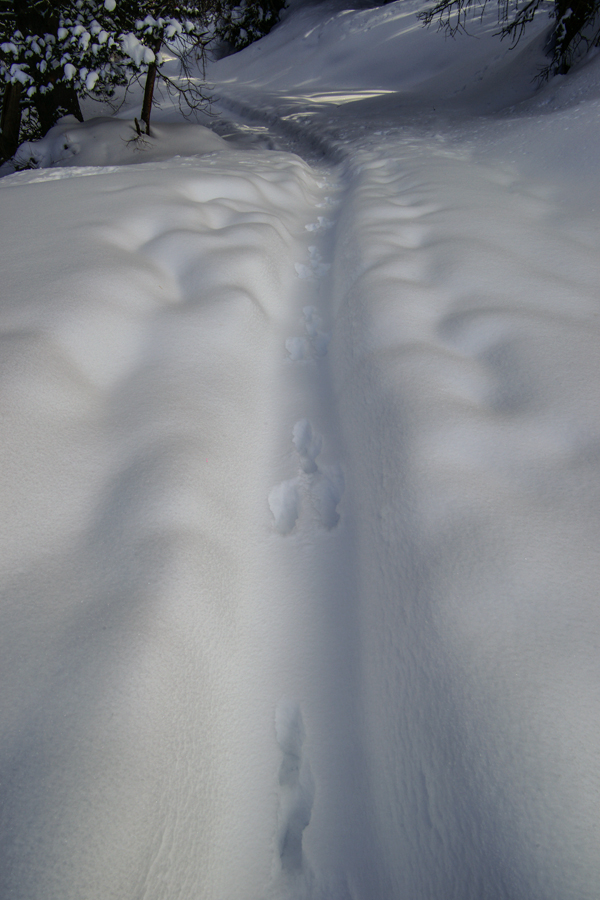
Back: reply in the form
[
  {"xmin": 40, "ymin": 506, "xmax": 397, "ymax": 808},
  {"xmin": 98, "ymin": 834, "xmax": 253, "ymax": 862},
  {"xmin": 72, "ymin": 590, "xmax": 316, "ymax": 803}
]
[
  {"xmin": 1, "ymin": 0, "xmax": 214, "ymax": 156},
  {"xmin": 1, "ymin": 1, "xmax": 131, "ymax": 119}
]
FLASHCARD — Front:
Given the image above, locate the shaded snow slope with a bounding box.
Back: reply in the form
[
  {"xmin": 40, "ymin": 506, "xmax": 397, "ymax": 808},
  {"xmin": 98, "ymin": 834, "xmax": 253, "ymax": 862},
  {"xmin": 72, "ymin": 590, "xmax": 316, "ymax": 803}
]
[
  {"xmin": 211, "ymin": 0, "xmax": 551, "ymax": 113},
  {"xmin": 327, "ymin": 140, "xmax": 600, "ymax": 898},
  {"xmin": 2, "ymin": 1, "xmax": 600, "ymax": 898},
  {"xmin": 0, "ymin": 152, "xmax": 358, "ymax": 900}
]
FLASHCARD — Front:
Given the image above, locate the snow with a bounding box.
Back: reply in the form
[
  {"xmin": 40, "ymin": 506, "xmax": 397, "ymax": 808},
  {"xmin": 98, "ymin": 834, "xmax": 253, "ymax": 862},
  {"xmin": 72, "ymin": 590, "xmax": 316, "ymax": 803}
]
[
  {"xmin": 1, "ymin": 1, "xmax": 600, "ymax": 898},
  {"xmin": 121, "ymin": 32, "xmax": 157, "ymax": 66},
  {"xmin": 12, "ymin": 116, "xmax": 228, "ymax": 169}
]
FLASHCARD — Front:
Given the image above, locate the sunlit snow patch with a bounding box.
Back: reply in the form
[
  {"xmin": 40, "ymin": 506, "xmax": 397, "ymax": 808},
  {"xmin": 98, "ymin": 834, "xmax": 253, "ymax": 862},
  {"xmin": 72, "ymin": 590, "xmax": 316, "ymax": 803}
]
[{"xmin": 269, "ymin": 479, "xmax": 301, "ymax": 534}]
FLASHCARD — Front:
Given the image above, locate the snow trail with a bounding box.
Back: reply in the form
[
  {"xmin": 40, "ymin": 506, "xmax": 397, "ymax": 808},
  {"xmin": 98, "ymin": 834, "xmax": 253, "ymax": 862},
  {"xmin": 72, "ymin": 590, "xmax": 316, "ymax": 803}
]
[
  {"xmin": 260, "ymin": 164, "xmax": 374, "ymax": 899},
  {"xmin": 4, "ymin": 101, "xmax": 600, "ymax": 900},
  {"xmin": 3, "ymin": 0, "xmax": 600, "ymax": 894}
]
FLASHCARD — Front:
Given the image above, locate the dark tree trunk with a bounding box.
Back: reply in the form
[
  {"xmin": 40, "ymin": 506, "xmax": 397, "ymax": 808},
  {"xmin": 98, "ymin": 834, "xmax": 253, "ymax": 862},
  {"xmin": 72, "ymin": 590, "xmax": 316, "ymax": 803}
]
[
  {"xmin": 140, "ymin": 61, "xmax": 158, "ymax": 135},
  {"xmin": 0, "ymin": 82, "xmax": 23, "ymax": 161},
  {"xmin": 33, "ymin": 78, "xmax": 83, "ymax": 136},
  {"xmin": 140, "ymin": 38, "xmax": 163, "ymax": 135}
]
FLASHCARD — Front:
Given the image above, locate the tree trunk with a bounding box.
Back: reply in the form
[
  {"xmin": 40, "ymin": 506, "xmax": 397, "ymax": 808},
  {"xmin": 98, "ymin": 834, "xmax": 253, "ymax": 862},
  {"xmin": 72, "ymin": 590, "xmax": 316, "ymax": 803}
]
[
  {"xmin": 140, "ymin": 61, "xmax": 158, "ymax": 135},
  {"xmin": 33, "ymin": 79, "xmax": 83, "ymax": 137},
  {"xmin": 13, "ymin": 0, "xmax": 83, "ymax": 136},
  {"xmin": 140, "ymin": 39, "xmax": 163, "ymax": 136},
  {"xmin": 0, "ymin": 82, "xmax": 23, "ymax": 161}
]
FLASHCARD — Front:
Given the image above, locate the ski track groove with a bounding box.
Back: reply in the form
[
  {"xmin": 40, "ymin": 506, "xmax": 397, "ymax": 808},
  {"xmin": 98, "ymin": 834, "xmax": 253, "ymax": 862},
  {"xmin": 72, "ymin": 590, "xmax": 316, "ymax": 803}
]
[{"xmin": 211, "ymin": 90, "xmax": 404, "ymax": 897}]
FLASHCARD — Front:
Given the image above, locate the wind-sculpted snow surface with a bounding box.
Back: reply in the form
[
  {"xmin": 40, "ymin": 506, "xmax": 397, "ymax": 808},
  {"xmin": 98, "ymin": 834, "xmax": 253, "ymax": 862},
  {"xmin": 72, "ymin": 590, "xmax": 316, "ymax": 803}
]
[
  {"xmin": 0, "ymin": 149, "xmax": 350, "ymax": 900},
  {"xmin": 328, "ymin": 140, "xmax": 600, "ymax": 898}
]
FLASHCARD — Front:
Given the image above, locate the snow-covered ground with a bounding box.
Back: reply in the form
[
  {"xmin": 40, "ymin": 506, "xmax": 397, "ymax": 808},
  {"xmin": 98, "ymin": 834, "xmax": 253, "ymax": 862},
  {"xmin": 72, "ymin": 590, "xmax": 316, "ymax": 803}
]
[{"xmin": 2, "ymin": 2, "xmax": 600, "ymax": 898}]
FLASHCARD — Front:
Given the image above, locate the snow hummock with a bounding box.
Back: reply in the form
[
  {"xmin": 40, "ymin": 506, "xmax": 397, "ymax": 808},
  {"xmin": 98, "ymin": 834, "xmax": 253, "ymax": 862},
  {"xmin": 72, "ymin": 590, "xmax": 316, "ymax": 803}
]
[
  {"xmin": 2, "ymin": 1, "xmax": 600, "ymax": 898},
  {"xmin": 11, "ymin": 115, "xmax": 228, "ymax": 170}
]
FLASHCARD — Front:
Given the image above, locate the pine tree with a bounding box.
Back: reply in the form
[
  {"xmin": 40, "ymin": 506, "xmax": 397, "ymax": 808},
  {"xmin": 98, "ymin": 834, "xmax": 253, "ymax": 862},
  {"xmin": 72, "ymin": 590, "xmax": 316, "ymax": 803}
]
[
  {"xmin": 215, "ymin": 0, "xmax": 286, "ymax": 52},
  {"xmin": 1, "ymin": 0, "xmax": 84, "ymax": 155},
  {"xmin": 1, "ymin": 0, "xmax": 286, "ymax": 160},
  {"xmin": 1, "ymin": 0, "xmax": 136, "ymax": 156},
  {"xmin": 104, "ymin": 0, "xmax": 218, "ymax": 134}
]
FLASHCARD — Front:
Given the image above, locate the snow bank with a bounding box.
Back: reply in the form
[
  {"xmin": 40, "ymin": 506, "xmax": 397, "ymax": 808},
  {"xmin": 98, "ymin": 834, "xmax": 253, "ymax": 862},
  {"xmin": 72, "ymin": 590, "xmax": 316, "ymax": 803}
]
[
  {"xmin": 0, "ymin": 148, "xmax": 334, "ymax": 899},
  {"xmin": 328, "ymin": 138, "xmax": 600, "ymax": 898},
  {"xmin": 12, "ymin": 116, "xmax": 228, "ymax": 170}
]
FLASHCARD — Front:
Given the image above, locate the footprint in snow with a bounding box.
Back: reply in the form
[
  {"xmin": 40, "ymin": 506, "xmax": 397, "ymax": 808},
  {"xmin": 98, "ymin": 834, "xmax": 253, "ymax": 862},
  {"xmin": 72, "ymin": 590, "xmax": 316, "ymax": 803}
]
[
  {"xmin": 269, "ymin": 422, "xmax": 344, "ymax": 533},
  {"xmin": 302, "ymin": 306, "xmax": 330, "ymax": 357},
  {"xmin": 305, "ymin": 216, "xmax": 333, "ymax": 233},
  {"xmin": 275, "ymin": 699, "xmax": 314, "ymax": 874},
  {"xmin": 293, "ymin": 418, "xmax": 322, "ymax": 473},
  {"xmin": 294, "ymin": 246, "xmax": 330, "ymax": 280},
  {"xmin": 269, "ymin": 479, "xmax": 301, "ymax": 535},
  {"xmin": 285, "ymin": 335, "xmax": 312, "ymax": 361},
  {"xmin": 312, "ymin": 464, "xmax": 345, "ymax": 530},
  {"xmin": 294, "ymin": 420, "xmax": 344, "ymax": 529},
  {"xmin": 285, "ymin": 307, "xmax": 330, "ymax": 361}
]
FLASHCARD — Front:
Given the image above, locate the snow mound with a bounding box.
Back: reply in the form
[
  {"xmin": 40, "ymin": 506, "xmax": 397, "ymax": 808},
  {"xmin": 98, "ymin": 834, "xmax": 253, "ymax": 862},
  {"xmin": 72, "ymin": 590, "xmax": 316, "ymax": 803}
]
[{"xmin": 13, "ymin": 116, "xmax": 228, "ymax": 170}]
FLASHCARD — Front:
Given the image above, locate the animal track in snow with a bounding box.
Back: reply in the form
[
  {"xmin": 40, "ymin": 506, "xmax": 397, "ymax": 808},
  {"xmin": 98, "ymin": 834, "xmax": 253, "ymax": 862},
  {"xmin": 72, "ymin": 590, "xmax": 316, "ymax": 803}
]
[
  {"xmin": 269, "ymin": 422, "xmax": 344, "ymax": 533},
  {"xmin": 305, "ymin": 216, "xmax": 333, "ymax": 233},
  {"xmin": 269, "ymin": 479, "xmax": 301, "ymax": 534},
  {"xmin": 293, "ymin": 418, "xmax": 323, "ymax": 473},
  {"xmin": 302, "ymin": 306, "xmax": 330, "ymax": 357},
  {"xmin": 285, "ymin": 336, "xmax": 312, "ymax": 361},
  {"xmin": 294, "ymin": 263, "xmax": 313, "ymax": 279},
  {"xmin": 286, "ymin": 306, "xmax": 331, "ymax": 361},
  {"xmin": 294, "ymin": 246, "xmax": 331, "ymax": 280},
  {"xmin": 275, "ymin": 699, "xmax": 314, "ymax": 874},
  {"xmin": 311, "ymin": 464, "xmax": 345, "ymax": 530}
]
